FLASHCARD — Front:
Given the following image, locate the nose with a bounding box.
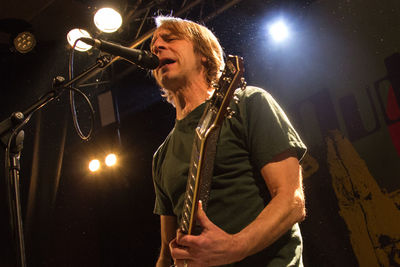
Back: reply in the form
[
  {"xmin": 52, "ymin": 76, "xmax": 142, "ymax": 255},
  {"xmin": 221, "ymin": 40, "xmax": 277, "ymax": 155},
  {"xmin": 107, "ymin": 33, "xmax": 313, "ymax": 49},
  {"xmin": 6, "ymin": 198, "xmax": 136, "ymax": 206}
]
[{"xmin": 152, "ymin": 38, "xmax": 166, "ymax": 55}]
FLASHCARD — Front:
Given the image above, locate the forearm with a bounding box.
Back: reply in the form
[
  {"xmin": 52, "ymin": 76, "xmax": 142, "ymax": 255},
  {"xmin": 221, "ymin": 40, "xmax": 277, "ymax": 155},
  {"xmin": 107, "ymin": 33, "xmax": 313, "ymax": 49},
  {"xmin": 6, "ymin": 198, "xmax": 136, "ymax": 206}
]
[
  {"xmin": 234, "ymin": 189, "xmax": 305, "ymax": 259},
  {"xmin": 156, "ymin": 244, "xmax": 173, "ymax": 267},
  {"xmin": 156, "ymin": 256, "xmax": 172, "ymax": 267},
  {"xmin": 156, "ymin": 215, "xmax": 177, "ymax": 267}
]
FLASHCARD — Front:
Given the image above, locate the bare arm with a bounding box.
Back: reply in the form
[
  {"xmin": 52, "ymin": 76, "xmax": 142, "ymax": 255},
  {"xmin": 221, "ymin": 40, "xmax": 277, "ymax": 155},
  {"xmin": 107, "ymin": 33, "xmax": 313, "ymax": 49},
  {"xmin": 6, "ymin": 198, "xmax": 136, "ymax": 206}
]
[
  {"xmin": 171, "ymin": 149, "xmax": 305, "ymax": 266},
  {"xmin": 234, "ymin": 149, "xmax": 305, "ymax": 258},
  {"xmin": 156, "ymin": 215, "xmax": 177, "ymax": 267}
]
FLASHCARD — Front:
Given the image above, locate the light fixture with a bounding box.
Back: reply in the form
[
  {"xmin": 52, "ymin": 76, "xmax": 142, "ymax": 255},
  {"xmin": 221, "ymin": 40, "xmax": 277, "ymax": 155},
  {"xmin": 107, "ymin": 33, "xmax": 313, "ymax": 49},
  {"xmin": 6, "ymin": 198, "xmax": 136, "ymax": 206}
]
[
  {"xmin": 67, "ymin": 28, "xmax": 92, "ymax": 51},
  {"xmin": 89, "ymin": 159, "xmax": 101, "ymax": 172},
  {"xmin": 94, "ymin": 7, "xmax": 122, "ymax": 33},
  {"xmin": 13, "ymin": 31, "xmax": 36, "ymax": 53},
  {"xmin": 268, "ymin": 20, "xmax": 289, "ymax": 42},
  {"xmin": 105, "ymin": 153, "xmax": 117, "ymax": 167}
]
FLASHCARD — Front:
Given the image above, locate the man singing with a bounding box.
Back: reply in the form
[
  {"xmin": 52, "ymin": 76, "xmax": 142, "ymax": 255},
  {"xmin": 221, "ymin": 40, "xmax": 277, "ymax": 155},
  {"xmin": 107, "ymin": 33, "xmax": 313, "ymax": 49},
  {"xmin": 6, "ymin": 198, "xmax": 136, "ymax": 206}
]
[{"xmin": 151, "ymin": 16, "xmax": 307, "ymax": 267}]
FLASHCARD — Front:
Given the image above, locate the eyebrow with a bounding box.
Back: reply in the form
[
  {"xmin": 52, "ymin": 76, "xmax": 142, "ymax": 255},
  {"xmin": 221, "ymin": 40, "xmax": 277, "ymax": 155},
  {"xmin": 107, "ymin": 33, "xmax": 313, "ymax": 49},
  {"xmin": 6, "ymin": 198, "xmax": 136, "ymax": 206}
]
[{"xmin": 150, "ymin": 32, "xmax": 181, "ymax": 50}]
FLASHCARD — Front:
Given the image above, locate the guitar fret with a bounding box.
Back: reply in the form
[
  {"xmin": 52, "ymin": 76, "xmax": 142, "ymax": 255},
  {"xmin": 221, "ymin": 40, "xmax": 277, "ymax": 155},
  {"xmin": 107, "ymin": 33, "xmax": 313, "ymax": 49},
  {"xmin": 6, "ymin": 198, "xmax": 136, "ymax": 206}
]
[
  {"xmin": 189, "ymin": 183, "xmax": 193, "ymax": 192},
  {"xmin": 182, "ymin": 219, "xmax": 188, "ymax": 231},
  {"xmin": 185, "ymin": 206, "xmax": 190, "ymax": 219}
]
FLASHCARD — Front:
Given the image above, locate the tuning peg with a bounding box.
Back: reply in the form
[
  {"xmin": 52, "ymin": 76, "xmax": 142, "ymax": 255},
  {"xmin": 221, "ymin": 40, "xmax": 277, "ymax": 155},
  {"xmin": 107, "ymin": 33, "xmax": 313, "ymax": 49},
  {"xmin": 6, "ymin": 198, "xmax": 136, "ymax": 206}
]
[
  {"xmin": 212, "ymin": 81, "xmax": 219, "ymax": 89},
  {"xmin": 226, "ymin": 107, "xmax": 235, "ymax": 119},
  {"xmin": 240, "ymin": 77, "xmax": 247, "ymax": 90},
  {"xmin": 223, "ymin": 77, "xmax": 232, "ymax": 83},
  {"xmin": 233, "ymin": 94, "xmax": 240, "ymax": 104}
]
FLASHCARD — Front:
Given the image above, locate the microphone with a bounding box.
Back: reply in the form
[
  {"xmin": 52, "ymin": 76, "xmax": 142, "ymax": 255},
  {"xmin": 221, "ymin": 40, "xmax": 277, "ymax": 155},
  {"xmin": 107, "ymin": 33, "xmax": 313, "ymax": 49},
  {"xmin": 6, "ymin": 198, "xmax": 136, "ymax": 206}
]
[{"xmin": 79, "ymin": 37, "xmax": 159, "ymax": 70}]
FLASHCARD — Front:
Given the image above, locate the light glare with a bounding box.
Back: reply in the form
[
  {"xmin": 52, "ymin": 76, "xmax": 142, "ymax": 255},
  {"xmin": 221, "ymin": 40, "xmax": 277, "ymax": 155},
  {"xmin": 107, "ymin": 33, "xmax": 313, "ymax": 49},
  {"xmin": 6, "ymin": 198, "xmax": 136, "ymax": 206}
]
[
  {"xmin": 105, "ymin": 153, "xmax": 117, "ymax": 167},
  {"xmin": 94, "ymin": 8, "xmax": 122, "ymax": 33},
  {"xmin": 67, "ymin": 29, "xmax": 92, "ymax": 51},
  {"xmin": 89, "ymin": 159, "xmax": 101, "ymax": 172},
  {"xmin": 269, "ymin": 20, "xmax": 289, "ymax": 42}
]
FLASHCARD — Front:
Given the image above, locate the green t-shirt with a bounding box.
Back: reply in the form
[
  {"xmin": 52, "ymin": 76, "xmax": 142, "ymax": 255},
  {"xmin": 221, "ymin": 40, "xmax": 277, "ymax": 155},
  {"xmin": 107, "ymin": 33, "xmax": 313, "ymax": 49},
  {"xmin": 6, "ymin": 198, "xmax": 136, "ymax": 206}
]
[{"xmin": 152, "ymin": 86, "xmax": 306, "ymax": 266}]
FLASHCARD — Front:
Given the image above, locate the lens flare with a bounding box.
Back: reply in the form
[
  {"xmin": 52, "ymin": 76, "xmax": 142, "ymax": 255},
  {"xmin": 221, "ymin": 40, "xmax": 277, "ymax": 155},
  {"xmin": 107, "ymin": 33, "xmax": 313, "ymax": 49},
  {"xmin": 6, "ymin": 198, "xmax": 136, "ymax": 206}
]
[
  {"xmin": 105, "ymin": 153, "xmax": 117, "ymax": 167},
  {"xmin": 89, "ymin": 159, "xmax": 101, "ymax": 172},
  {"xmin": 268, "ymin": 20, "xmax": 289, "ymax": 42}
]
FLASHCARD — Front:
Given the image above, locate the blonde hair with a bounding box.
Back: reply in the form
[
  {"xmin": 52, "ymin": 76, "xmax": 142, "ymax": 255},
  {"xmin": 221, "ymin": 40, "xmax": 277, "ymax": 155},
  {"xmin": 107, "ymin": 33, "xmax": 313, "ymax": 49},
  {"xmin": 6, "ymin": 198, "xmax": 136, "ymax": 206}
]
[{"xmin": 151, "ymin": 16, "xmax": 225, "ymax": 104}]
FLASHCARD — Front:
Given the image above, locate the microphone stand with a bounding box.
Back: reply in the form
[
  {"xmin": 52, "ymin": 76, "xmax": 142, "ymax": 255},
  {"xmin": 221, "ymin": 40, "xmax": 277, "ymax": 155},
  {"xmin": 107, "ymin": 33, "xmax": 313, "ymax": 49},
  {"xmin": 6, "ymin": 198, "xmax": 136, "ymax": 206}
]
[{"xmin": 0, "ymin": 55, "xmax": 112, "ymax": 267}]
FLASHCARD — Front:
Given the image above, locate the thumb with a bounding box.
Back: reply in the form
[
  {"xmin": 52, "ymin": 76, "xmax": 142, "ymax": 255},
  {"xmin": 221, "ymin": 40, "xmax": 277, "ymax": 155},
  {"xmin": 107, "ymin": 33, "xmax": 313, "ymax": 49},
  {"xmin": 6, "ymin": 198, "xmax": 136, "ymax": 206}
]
[{"xmin": 196, "ymin": 200, "xmax": 213, "ymax": 229}]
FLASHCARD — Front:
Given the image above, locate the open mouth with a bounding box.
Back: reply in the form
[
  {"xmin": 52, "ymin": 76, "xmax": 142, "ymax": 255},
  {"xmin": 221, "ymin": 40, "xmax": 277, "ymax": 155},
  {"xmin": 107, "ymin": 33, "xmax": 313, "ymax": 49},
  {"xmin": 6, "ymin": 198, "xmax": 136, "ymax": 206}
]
[{"xmin": 159, "ymin": 58, "xmax": 176, "ymax": 68}]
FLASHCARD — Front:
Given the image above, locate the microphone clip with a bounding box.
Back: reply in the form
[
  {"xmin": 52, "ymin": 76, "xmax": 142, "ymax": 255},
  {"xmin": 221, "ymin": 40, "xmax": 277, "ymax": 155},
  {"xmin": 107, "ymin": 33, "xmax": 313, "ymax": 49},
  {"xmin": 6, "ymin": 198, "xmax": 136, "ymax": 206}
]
[{"xmin": 96, "ymin": 54, "xmax": 113, "ymax": 67}]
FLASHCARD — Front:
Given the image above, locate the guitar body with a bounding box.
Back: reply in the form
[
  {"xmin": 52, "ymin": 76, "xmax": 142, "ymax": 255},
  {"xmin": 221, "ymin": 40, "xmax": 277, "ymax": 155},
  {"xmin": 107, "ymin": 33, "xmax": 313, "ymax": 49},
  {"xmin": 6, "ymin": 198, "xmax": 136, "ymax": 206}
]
[{"xmin": 180, "ymin": 55, "xmax": 245, "ymax": 235}]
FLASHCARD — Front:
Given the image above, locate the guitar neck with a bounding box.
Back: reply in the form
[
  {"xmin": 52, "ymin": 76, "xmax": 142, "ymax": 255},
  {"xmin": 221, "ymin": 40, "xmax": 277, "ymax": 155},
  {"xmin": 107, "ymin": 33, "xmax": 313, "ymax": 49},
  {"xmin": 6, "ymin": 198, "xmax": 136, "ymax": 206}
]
[{"xmin": 180, "ymin": 103, "xmax": 220, "ymax": 235}]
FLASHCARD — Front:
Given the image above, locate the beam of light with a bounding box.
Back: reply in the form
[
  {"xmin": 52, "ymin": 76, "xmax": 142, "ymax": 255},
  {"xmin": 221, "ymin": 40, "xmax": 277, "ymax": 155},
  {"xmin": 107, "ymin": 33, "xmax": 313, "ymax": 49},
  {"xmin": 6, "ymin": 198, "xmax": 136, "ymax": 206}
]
[
  {"xmin": 89, "ymin": 159, "xmax": 101, "ymax": 172},
  {"xmin": 94, "ymin": 8, "xmax": 122, "ymax": 33},
  {"xmin": 268, "ymin": 20, "xmax": 289, "ymax": 42},
  {"xmin": 105, "ymin": 153, "xmax": 117, "ymax": 167},
  {"xmin": 67, "ymin": 28, "xmax": 92, "ymax": 51}
]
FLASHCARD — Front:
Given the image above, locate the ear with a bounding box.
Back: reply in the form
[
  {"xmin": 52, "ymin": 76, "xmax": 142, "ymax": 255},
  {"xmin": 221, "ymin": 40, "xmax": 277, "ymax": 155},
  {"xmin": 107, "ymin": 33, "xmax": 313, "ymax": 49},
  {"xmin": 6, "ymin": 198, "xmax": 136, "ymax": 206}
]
[{"xmin": 201, "ymin": 56, "xmax": 207, "ymax": 63}]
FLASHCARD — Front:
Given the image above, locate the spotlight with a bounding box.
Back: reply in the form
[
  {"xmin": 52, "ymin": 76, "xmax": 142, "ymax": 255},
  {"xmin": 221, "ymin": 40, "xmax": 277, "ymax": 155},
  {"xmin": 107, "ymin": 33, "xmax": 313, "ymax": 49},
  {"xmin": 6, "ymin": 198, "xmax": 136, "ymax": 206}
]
[
  {"xmin": 13, "ymin": 31, "xmax": 36, "ymax": 53},
  {"xmin": 268, "ymin": 20, "xmax": 289, "ymax": 42},
  {"xmin": 105, "ymin": 153, "xmax": 117, "ymax": 167},
  {"xmin": 89, "ymin": 159, "xmax": 101, "ymax": 172},
  {"xmin": 94, "ymin": 7, "xmax": 122, "ymax": 33},
  {"xmin": 67, "ymin": 28, "xmax": 92, "ymax": 51}
]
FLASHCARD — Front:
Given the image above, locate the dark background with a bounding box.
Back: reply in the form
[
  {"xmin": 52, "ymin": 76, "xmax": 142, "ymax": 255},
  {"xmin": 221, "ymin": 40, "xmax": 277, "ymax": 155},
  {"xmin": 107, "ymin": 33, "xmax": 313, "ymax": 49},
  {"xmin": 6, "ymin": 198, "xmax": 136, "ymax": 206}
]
[{"xmin": 1, "ymin": 0, "xmax": 399, "ymax": 266}]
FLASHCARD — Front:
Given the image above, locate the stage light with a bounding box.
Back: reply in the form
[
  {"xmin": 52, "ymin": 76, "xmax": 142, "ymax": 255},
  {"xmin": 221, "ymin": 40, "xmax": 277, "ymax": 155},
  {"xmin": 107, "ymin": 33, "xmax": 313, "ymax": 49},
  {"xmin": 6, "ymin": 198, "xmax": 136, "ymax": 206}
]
[
  {"xmin": 13, "ymin": 31, "xmax": 36, "ymax": 53},
  {"xmin": 105, "ymin": 153, "xmax": 117, "ymax": 167},
  {"xmin": 268, "ymin": 20, "xmax": 289, "ymax": 42},
  {"xmin": 67, "ymin": 28, "xmax": 92, "ymax": 51},
  {"xmin": 94, "ymin": 8, "xmax": 122, "ymax": 33},
  {"xmin": 89, "ymin": 159, "xmax": 101, "ymax": 172}
]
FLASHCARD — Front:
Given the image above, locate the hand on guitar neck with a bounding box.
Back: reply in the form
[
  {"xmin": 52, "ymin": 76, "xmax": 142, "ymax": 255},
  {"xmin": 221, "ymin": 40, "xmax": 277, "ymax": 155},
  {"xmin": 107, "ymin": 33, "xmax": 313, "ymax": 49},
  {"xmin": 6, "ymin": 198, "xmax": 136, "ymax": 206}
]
[{"xmin": 169, "ymin": 201, "xmax": 245, "ymax": 267}]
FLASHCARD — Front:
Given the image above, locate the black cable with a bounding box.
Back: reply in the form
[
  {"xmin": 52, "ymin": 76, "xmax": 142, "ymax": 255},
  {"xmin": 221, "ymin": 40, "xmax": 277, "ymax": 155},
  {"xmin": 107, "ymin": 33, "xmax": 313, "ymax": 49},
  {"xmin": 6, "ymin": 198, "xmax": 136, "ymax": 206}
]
[
  {"xmin": 68, "ymin": 86, "xmax": 95, "ymax": 141},
  {"xmin": 68, "ymin": 39, "xmax": 96, "ymax": 141}
]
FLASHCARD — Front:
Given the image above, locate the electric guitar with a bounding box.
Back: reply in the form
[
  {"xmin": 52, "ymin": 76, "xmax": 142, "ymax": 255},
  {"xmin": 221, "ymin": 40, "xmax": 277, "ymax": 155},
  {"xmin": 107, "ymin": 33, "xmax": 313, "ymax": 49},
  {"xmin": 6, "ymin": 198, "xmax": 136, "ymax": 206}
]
[{"xmin": 180, "ymin": 55, "xmax": 245, "ymax": 235}]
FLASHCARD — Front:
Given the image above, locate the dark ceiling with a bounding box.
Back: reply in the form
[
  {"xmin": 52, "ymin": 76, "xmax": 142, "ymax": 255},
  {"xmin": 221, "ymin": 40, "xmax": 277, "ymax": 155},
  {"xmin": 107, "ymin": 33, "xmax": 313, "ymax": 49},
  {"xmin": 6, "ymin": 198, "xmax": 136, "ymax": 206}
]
[
  {"xmin": 0, "ymin": 0, "xmax": 255, "ymax": 47},
  {"xmin": 0, "ymin": 0, "xmax": 315, "ymax": 50},
  {"xmin": 0, "ymin": 0, "xmax": 315, "ymax": 118}
]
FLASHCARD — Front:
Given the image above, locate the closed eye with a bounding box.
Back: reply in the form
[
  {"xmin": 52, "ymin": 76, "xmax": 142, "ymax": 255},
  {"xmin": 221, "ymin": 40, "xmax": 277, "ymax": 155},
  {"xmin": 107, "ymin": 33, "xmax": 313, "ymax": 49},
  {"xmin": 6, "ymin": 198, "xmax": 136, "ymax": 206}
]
[{"xmin": 162, "ymin": 33, "xmax": 179, "ymax": 42}]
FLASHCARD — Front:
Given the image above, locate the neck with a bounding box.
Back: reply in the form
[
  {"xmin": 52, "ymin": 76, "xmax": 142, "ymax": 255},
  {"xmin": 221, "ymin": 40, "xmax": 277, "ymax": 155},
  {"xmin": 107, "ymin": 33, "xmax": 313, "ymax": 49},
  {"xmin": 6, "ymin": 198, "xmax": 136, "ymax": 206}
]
[{"xmin": 171, "ymin": 80, "xmax": 212, "ymax": 120}]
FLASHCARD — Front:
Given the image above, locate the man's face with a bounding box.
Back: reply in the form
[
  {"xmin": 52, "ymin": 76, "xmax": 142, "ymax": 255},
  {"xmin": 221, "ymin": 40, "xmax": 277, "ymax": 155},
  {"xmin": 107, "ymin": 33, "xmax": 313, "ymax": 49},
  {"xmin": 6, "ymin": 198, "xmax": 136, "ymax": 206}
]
[{"xmin": 151, "ymin": 28, "xmax": 205, "ymax": 90}]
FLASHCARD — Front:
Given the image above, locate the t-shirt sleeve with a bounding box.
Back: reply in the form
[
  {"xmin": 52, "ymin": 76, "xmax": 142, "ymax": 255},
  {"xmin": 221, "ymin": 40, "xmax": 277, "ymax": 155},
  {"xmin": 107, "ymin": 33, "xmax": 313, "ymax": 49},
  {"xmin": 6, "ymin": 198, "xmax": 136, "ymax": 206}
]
[
  {"xmin": 243, "ymin": 87, "xmax": 307, "ymax": 170},
  {"xmin": 152, "ymin": 144, "xmax": 175, "ymax": 216}
]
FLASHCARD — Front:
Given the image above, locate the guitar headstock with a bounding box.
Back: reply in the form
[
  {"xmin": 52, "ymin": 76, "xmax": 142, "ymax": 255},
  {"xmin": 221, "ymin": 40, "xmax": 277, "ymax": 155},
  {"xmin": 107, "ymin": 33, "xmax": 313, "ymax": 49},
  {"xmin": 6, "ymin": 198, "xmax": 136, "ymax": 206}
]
[{"xmin": 210, "ymin": 55, "xmax": 245, "ymax": 125}]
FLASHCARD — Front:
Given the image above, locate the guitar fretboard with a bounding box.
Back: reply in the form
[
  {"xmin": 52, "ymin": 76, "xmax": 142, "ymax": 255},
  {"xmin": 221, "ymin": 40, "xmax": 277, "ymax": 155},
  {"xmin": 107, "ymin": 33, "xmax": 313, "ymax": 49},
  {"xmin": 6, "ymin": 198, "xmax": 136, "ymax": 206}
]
[{"xmin": 180, "ymin": 107, "xmax": 218, "ymax": 234}]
